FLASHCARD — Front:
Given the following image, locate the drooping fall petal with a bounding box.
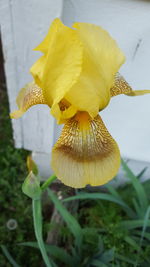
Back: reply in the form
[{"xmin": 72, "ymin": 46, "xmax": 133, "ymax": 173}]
[
  {"xmin": 51, "ymin": 112, "xmax": 120, "ymax": 188},
  {"xmin": 110, "ymin": 73, "xmax": 150, "ymax": 97},
  {"xmin": 10, "ymin": 82, "xmax": 46, "ymax": 119}
]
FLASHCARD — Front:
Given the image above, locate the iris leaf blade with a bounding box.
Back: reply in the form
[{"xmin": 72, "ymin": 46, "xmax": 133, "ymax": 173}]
[
  {"xmin": 135, "ymin": 205, "xmax": 150, "ymax": 267},
  {"xmin": 119, "ymin": 219, "xmax": 150, "ymax": 230},
  {"xmin": 115, "ymin": 253, "xmax": 135, "ymax": 265},
  {"xmin": 124, "ymin": 236, "xmax": 140, "ymax": 251},
  {"xmin": 121, "ymin": 159, "xmax": 148, "ymax": 212},
  {"xmin": 19, "ymin": 241, "xmax": 73, "ymax": 266},
  {"xmin": 63, "ymin": 192, "xmax": 135, "ymax": 217},
  {"xmin": 47, "ymin": 188, "xmax": 82, "ymax": 252},
  {"xmin": 0, "ymin": 245, "xmax": 20, "ymax": 267}
]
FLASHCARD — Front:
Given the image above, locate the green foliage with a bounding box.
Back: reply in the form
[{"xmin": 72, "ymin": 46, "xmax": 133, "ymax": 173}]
[
  {"xmin": 25, "ymin": 163, "xmax": 150, "ymax": 267},
  {"xmin": 121, "ymin": 159, "xmax": 149, "ymax": 217},
  {"xmin": 44, "ymin": 160, "xmax": 150, "ymax": 266},
  {"xmin": 19, "ymin": 241, "xmax": 73, "ymax": 266},
  {"xmin": 0, "ymin": 83, "xmax": 41, "ymax": 266}
]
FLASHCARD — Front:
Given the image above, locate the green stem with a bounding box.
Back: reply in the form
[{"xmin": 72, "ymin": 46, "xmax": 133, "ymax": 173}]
[
  {"xmin": 41, "ymin": 175, "xmax": 57, "ymax": 191},
  {"xmin": 32, "ymin": 199, "xmax": 52, "ymax": 267}
]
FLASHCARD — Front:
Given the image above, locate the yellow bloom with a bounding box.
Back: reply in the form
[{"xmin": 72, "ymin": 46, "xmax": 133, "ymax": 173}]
[{"xmin": 10, "ymin": 18, "xmax": 150, "ymax": 188}]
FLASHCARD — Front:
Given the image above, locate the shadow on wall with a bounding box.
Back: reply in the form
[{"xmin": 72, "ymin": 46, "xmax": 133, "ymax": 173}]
[{"xmin": 0, "ymin": 33, "xmax": 6, "ymax": 87}]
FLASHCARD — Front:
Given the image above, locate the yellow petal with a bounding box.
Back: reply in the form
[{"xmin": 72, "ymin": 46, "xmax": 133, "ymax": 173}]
[
  {"xmin": 34, "ymin": 18, "xmax": 60, "ymax": 53},
  {"xmin": 110, "ymin": 73, "xmax": 150, "ymax": 97},
  {"xmin": 50, "ymin": 101, "xmax": 78, "ymax": 124},
  {"xmin": 30, "ymin": 18, "xmax": 83, "ymax": 116},
  {"xmin": 51, "ymin": 112, "xmax": 120, "ymax": 188},
  {"xmin": 30, "ymin": 55, "xmax": 46, "ymax": 89},
  {"xmin": 64, "ymin": 22, "xmax": 125, "ymax": 117},
  {"xmin": 10, "ymin": 82, "xmax": 46, "ymax": 119}
]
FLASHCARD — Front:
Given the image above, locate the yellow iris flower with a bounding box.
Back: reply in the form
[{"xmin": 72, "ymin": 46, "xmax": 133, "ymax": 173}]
[{"xmin": 10, "ymin": 18, "xmax": 150, "ymax": 188}]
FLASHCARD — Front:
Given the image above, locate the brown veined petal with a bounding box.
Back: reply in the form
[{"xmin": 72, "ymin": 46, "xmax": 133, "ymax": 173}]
[
  {"xmin": 10, "ymin": 81, "xmax": 46, "ymax": 119},
  {"xmin": 110, "ymin": 73, "xmax": 132, "ymax": 97},
  {"xmin": 51, "ymin": 112, "xmax": 120, "ymax": 188},
  {"xmin": 110, "ymin": 73, "xmax": 150, "ymax": 97}
]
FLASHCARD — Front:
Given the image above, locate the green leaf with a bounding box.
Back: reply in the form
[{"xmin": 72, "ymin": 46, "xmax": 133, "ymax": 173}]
[
  {"xmin": 105, "ymin": 184, "xmax": 121, "ymax": 199},
  {"xmin": 105, "ymin": 184, "xmax": 135, "ymax": 218},
  {"xmin": 120, "ymin": 219, "xmax": 150, "ymax": 230},
  {"xmin": 41, "ymin": 175, "xmax": 57, "ymax": 191},
  {"xmin": 64, "ymin": 192, "xmax": 125, "ymax": 206},
  {"xmin": 131, "ymin": 235, "xmax": 148, "ymax": 247},
  {"xmin": 19, "ymin": 242, "xmax": 73, "ymax": 266},
  {"xmin": 124, "ymin": 236, "xmax": 140, "ymax": 251},
  {"xmin": 137, "ymin": 167, "xmax": 148, "ymax": 179},
  {"xmin": 115, "ymin": 253, "xmax": 135, "ymax": 265},
  {"xmin": 70, "ymin": 246, "xmax": 80, "ymax": 264},
  {"xmin": 97, "ymin": 236, "xmax": 104, "ymax": 254},
  {"xmin": 91, "ymin": 259, "xmax": 108, "ymax": 267},
  {"xmin": 133, "ymin": 230, "xmax": 150, "ymax": 241},
  {"xmin": 0, "ymin": 245, "xmax": 20, "ymax": 267},
  {"xmin": 90, "ymin": 248, "xmax": 115, "ymax": 266},
  {"xmin": 63, "ymin": 192, "xmax": 135, "ymax": 217},
  {"xmin": 100, "ymin": 247, "xmax": 115, "ymax": 263},
  {"xmin": 121, "ymin": 159, "xmax": 148, "ymax": 213},
  {"xmin": 140, "ymin": 205, "xmax": 150, "ymax": 243},
  {"xmin": 132, "ymin": 198, "xmax": 142, "ymax": 218},
  {"xmin": 135, "ymin": 205, "xmax": 150, "ymax": 267},
  {"xmin": 47, "ymin": 189, "xmax": 83, "ymax": 252}
]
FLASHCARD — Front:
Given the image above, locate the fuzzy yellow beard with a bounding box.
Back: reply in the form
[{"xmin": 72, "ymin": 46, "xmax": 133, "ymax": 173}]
[{"xmin": 51, "ymin": 112, "xmax": 120, "ymax": 188}]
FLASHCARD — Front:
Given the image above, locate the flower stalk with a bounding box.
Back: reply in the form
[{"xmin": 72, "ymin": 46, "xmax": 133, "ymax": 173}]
[
  {"xmin": 22, "ymin": 170, "xmax": 57, "ymax": 267},
  {"xmin": 32, "ymin": 199, "xmax": 52, "ymax": 267}
]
